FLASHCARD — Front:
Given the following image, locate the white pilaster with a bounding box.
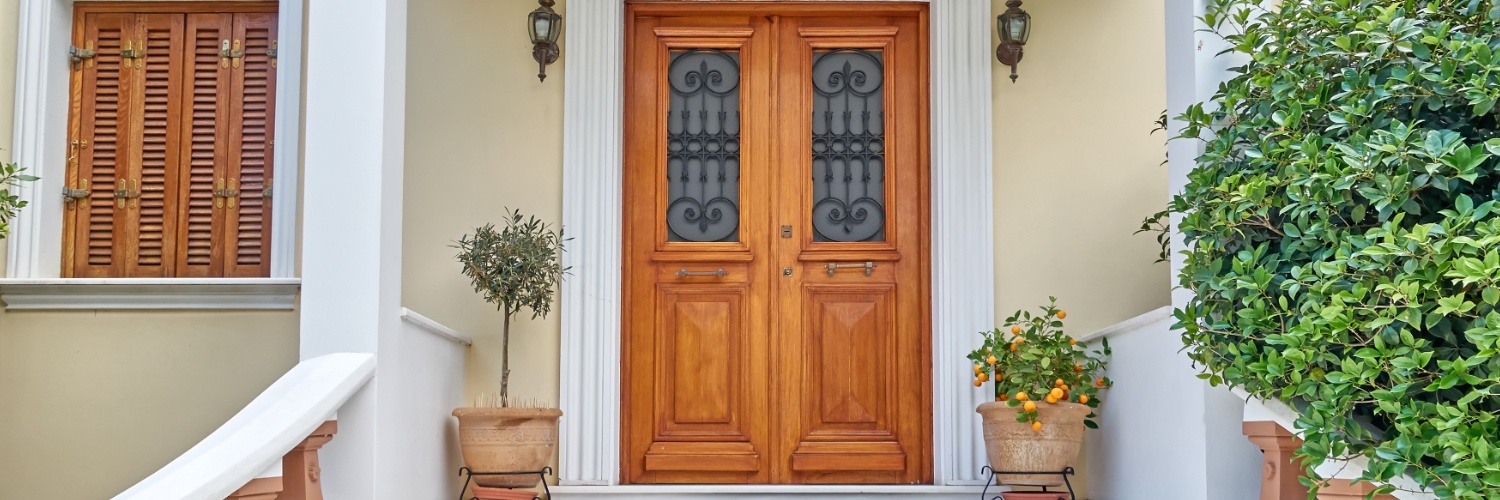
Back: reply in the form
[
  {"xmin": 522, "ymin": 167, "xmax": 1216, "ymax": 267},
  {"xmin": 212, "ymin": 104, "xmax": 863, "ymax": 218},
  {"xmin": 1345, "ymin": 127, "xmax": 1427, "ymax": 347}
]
[
  {"xmin": 930, "ymin": 0, "xmax": 995, "ymax": 486},
  {"xmin": 6, "ymin": 0, "xmax": 70, "ymax": 278},
  {"xmin": 299, "ymin": 0, "xmax": 407, "ymax": 497},
  {"xmin": 558, "ymin": 0, "xmax": 625, "ymax": 486}
]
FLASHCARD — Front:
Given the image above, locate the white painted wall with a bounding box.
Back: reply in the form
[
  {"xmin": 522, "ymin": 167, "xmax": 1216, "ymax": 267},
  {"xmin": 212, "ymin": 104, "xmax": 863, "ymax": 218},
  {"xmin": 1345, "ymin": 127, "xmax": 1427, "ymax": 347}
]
[{"xmin": 388, "ymin": 312, "xmax": 469, "ymax": 500}]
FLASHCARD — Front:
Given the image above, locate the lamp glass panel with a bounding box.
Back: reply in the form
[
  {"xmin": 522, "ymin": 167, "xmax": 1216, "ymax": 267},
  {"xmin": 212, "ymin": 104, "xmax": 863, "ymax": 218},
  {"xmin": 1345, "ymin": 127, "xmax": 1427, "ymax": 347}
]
[
  {"xmin": 530, "ymin": 13, "xmax": 550, "ymax": 43},
  {"xmin": 545, "ymin": 13, "xmax": 563, "ymax": 43},
  {"xmin": 1008, "ymin": 14, "xmax": 1030, "ymax": 43}
]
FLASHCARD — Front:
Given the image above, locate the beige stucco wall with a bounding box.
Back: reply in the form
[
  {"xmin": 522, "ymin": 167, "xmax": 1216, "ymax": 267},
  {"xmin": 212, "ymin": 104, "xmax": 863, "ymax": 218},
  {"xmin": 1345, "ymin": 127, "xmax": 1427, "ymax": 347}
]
[{"xmin": 0, "ymin": 3, "xmax": 301, "ymax": 500}]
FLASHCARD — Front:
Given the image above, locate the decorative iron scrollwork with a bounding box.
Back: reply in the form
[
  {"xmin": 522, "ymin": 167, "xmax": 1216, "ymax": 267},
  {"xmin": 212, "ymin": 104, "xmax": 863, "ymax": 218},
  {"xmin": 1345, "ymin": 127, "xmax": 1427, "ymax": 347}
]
[
  {"xmin": 666, "ymin": 49, "xmax": 741, "ymax": 242},
  {"xmin": 811, "ymin": 49, "xmax": 886, "ymax": 243}
]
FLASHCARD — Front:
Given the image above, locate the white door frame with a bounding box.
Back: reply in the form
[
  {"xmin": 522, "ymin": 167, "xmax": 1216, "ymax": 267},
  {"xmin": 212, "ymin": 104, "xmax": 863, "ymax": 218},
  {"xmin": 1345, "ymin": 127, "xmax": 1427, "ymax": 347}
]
[{"xmin": 557, "ymin": 0, "xmax": 996, "ymax": 486}]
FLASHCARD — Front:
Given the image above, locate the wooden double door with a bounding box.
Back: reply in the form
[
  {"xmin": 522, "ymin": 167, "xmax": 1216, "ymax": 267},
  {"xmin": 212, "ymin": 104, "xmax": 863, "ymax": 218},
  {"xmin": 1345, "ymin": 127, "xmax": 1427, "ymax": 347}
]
[{"xmin": 623, "ymin": 2, "xmax": 931, "ymax": 485}]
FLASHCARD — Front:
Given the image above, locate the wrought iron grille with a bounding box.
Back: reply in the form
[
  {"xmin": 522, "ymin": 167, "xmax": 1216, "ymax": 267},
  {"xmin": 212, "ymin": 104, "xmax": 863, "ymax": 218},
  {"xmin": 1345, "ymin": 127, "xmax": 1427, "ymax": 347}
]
[
  {"xmin": 812, "ymin": 49, "xmax": 886, "ymax": 243},
  {"xmin": 666, "ymin": 49, "xmax": 741, "ymax": 242}
]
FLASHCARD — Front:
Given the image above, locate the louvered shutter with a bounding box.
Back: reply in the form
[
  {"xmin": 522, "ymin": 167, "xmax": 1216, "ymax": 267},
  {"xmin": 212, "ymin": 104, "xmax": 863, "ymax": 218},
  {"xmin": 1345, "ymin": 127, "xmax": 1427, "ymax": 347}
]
[
  {"xmin": 125, "ymin": 13, "xmax": 186, "ymax": 277},
  {"xmin": 175, "ymin": 13, "xmax": 233, "ymax": 277},
  {"xmin": 66, "ymin": 13, "xmax": 134, "ymax": 278},
  {"xmin": 224, "ymin": 12, "xmax": 277, "ymax": 277}
]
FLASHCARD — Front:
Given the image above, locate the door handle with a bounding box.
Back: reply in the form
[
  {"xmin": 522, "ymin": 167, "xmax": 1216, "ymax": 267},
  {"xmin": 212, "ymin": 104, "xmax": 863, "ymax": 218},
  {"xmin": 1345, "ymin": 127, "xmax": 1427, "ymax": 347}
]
[
  {"xmin": 675, "ymin": 268, "xmax": 728, "ymax": 278},
  {"xmin": 825, "ymin": 261, "xmax": 877, "ymax": 277}
]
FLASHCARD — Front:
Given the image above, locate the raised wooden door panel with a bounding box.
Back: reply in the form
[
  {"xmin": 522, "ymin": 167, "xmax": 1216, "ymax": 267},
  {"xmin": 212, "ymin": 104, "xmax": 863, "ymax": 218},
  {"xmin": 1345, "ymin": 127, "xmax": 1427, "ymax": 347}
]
[
  {"xmin": 625, "ymin": 12, "xmax": 773, "ymax": 484},
  {"xmin": 773, "ymin": 13, "xmax": 930, "ymax": 485}
]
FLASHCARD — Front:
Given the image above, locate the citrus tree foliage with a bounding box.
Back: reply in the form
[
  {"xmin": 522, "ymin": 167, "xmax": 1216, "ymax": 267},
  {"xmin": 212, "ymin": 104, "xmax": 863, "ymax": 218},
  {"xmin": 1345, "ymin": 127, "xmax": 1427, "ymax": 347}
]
[
  {"xmin": 968, "ymin": 299, "xmax": 1112, "ymax": 429},
  {"xmin": 0, "ymin": 153, "xmax": 38, "ymax": 240},
  {"xmin": 1173, "ymin": 0, "xmax": 1500, "ymax": 497}
]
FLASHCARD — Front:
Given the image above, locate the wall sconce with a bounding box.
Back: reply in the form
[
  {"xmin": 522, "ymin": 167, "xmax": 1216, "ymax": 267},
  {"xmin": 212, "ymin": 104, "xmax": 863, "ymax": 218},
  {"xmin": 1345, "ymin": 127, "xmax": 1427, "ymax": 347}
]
[
  {"xmin": 996, "ymin": 0, "xmax": 1031, "ymax": 83},
  {"xmin": 528, "ymin": 0, "xmax": 563, "ymax": 82}
]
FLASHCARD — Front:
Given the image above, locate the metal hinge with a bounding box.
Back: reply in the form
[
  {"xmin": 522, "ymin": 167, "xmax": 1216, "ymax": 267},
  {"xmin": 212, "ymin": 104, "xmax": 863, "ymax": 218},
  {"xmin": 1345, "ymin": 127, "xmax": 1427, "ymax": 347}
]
[
  {"xmin": 214, "ymin": 178, "xmax": 240, "ymax": 208},
  {"xmin": 268, "ymin": 40, "xmax": 278, "ymax": 69},
  {"xmin": 70, "ymin": 43, "xmax": 97, "ymax": 68},
  {"xmin": 262, "ymin": 179, "xmax": 274, "ymax": 199},
  {"xmin": 113, "ymin": 179, "xmax": 140, "ymax": 209},
  {"xmin": 63, "ymin": 179, "xmax": 91, "ymax": 209},
  {"xmin": 220, "ymin": 39, "xmax": 245, "ymax": 69},
  {"xmin": 120, "ymin": 40, "xmax": 146, "ymax": 68}
]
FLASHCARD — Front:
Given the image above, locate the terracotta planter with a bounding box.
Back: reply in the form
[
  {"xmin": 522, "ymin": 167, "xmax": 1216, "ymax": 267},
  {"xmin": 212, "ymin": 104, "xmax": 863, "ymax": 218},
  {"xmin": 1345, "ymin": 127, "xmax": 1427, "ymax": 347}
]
[
  {"xmin": 454, "ymin": 407, "xmax": 562, "ymax": 488},
  {"xmin": 977, "ymin": 401, "xmax": 1089, "ymax": 487}
]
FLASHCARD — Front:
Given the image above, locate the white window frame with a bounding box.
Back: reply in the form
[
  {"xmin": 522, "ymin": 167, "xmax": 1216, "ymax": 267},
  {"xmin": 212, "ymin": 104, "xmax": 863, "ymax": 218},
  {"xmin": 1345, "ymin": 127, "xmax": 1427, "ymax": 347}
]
[{"xmin": 2, "ymin": 0, "xmax": 304, "ymax": 310}]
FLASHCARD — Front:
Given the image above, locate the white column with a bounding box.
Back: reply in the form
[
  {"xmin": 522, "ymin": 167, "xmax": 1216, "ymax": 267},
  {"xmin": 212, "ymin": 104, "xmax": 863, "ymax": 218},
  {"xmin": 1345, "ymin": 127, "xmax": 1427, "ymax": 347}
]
[
  {"xmin": 299, "ymin": 0, "xmax": 407, "ymax": 497},
  {"xmin": 931, "ymin": 0, "xmax": 995, "ymax": 486},
  {"xmin": 558, "ymin": 0, "xmax": 625, "ymax": 487}
]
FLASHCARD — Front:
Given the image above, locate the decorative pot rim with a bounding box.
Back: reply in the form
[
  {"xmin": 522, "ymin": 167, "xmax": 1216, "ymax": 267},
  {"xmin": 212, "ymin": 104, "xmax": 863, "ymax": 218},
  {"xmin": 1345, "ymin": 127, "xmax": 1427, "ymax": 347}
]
[
  {"xmin": 976, "ymin": 401, "xmax": 1089, "ymax": 413},
  {"xmin": 453, "ymin": 406, "xmax": 563, "ymax": 418}
]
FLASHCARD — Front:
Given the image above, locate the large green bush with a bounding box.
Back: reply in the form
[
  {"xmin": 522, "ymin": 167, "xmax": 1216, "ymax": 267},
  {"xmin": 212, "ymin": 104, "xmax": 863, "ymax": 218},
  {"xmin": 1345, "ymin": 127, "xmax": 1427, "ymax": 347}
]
[{"xmin": 1173, "ymin": 0, "xmax": 1500, "ymax": 497}]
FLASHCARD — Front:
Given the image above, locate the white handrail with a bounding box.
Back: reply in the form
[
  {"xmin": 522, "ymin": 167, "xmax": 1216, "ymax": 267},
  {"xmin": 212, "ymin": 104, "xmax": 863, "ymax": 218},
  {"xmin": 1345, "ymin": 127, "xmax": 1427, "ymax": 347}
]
[
  {"xmin": 400, "ymin": 307, "xmax": 474, "ymax": 346},
  {"xmin": 113, "ymin": 352, "xmax": 376, "ymax": 500},
  {"xmin": 1075, "ymin": 306, "xmax": 1172, "ymax": 343}
]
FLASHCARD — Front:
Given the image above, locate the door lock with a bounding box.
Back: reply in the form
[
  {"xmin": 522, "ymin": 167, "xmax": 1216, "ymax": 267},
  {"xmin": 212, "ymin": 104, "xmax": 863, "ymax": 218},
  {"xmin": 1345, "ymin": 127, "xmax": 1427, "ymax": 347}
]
[
  {"xmin": 781, "ymin": 225, "xmax": 793, "ymax": 238},
  {"xmin": 783, "ymin": 267, "xmax": 793, "ymax": 276}
]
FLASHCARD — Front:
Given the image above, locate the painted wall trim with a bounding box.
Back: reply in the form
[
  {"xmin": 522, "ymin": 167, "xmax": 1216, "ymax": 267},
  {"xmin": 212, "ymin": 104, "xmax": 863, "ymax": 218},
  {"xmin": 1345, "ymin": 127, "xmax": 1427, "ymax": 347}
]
[
  {"xmin": 0, "ymin": 278, "xmax": 300, "ymax": 310},
  {"xmin": 6, "ymin": 0, "xmax": 305, "ymax": 280},
  {"xmin": 1075, "ymin": 306, "xmax": 1173, "ymax": 343},
  {"xmin": 557, "ymin": 0, "xmax": 995, "ymax": 487},
  {"xmin": 399, "ymin": 307, "xmax": 474, "ymax": 346}
]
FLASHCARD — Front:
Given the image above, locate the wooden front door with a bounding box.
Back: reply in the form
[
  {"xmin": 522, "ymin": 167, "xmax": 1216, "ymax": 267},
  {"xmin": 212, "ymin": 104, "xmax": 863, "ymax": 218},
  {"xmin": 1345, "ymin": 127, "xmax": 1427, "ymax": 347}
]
[{"xmin": 623, "ymin": 2, "xmax": 930, "ymax": 485}]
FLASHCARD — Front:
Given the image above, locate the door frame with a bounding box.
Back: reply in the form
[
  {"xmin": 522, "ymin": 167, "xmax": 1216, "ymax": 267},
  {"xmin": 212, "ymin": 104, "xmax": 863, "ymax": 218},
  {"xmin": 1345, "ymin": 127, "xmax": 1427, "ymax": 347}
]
[{"xmin": 558, "ymin": 0, "xmax": 999, "ymax": 487}]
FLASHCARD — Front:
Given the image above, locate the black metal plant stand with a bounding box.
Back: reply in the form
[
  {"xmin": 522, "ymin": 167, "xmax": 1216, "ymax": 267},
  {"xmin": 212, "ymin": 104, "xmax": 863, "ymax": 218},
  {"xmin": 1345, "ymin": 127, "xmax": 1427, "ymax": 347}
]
[
  {"xmin": 457, "ymin": 466, "xmax": 552, "ymax": 500},
  {"xmin": 979, "ymin": 465, "xmax": 1076, "ymax": 500}
]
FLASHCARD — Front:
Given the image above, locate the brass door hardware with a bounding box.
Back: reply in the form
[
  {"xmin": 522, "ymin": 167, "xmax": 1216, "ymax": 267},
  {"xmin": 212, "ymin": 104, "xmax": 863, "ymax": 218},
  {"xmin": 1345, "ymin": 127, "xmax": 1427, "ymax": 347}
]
[
  {"xmin": 214, "ymin": 178, "xmax": 240, "ymax": 208},
  {"xmin": 783, "ymin": 267, "xmax": 793, "ymax": 276},
  {"xmin": 268, "ymin": 40, "xmax": 278, "ymax": 68},
  {"xmin": 781, "ymin": 225, "xmax": 793, "ymax": 238},
  {"xmin": 121, "ymin": 40, "xmax": 144, "ymax": 68},
  {"xmin": 262, "ymin": 179, "xmax": 274, "ymax": 199},
  {"xmin": 825, "ymin": 261, "xmax": 877, "ymax": 277},
  {"xmin": 675, "ymin": 268, "xmax": 728, "ymax": 278},
  {"xmin": 70, "ymin": 43, "xmax": 97, "ymax": 68},
  {"xmin": 220, "ymin": 40, "xmax": 246, "ymax": 68},
  {"xmin": 113, "ymin": 179, "xmax": 140, "ymax": 208},
  {"xmin": 63, "ymin": 179, "xmax": 91, "ymax": 209}
]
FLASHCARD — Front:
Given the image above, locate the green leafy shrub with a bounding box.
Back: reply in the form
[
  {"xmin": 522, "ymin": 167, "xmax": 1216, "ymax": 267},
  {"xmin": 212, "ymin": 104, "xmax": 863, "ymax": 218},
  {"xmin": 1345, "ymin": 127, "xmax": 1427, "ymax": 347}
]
[
  {"xmin": 1173, "ymin": 0, "xmax": 1500, "ymax": 497},
  {"xmin": 455, "ymin": 209, "xmax": 566, "ymax": 407},
  {"xmin": 1, "ymin": 152, "xmax": 38, "ymax": 240}
]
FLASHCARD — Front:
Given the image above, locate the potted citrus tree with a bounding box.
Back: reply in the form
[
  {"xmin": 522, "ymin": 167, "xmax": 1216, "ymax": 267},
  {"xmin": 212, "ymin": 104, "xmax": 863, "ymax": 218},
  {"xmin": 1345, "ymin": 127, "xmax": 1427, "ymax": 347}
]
[
  {"xmin": 970, "ymin": 298, "xmax": 1111, "ymax": 488},
  {"xmin": 452, "ymin": 209, "xmax": 566, "ymax": 488}
]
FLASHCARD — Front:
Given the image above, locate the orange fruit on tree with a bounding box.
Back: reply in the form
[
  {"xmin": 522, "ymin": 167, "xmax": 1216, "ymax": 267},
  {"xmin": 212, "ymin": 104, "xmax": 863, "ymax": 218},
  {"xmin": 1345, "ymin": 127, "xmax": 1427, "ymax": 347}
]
[
  {"xmin": 1022, "ymin": 401, "xmax": 1037, "ymax": 412},
  {"xmin": 1031, "ymin": 421, "xmax": 1043, "ymax": 432},
  {"xmin": 998, "ymin": 392, "xmax": 1008, "ymax": 401},
  {"xmin": 1095, "ymin": 378, "xmax": 1107, "ymax": 388},
  {"xmin": 1049, "ymin": 387, "xmax": 1065, "ymax": 399},
  {"xmin": 1074, "ymin": 364, "xmax": 1083, "ymax": 372},
  {"xmin": 1009, "ymin": 343, "xmax": 1018, "ymax": 352},
  {"xmin": 973, "ymin": 379, "xmax": 983, "ymax": 387},
  {"xmin": 1044, "ymin": 394, "xmax": 1058, "ymax": 404},
  {"xmin": 1015, "ymin": 391, "xmax": 1029, "ymax": 402},
  {"xmin": 1055, "ymin": 379, "xmax": 1065, "ymax": 387},
  {"xmin": 1069, "ymin": 338, "xmax": 1078, "ymax": 345},
  {"xmin": 1011, "ymin": 325, "xmax": 1022, "ymax": 334},
  {"xmin": 974, "ymin": 364, "xmax": 983, "ymax": 374},
  {"xmin": 978, "ymin": 373, "xmax": 989, "ymax": 382},
  {"xmin": 1078, "ymin": 395, "xmax": 1089, "ymax": 404},
  {"xmin": 988, "ymin": 355, "xmax": 998, "ymax": 365},
  {"xmin": 1056, "ymin": 310, "xmax": 1067, "ymax": 319}
]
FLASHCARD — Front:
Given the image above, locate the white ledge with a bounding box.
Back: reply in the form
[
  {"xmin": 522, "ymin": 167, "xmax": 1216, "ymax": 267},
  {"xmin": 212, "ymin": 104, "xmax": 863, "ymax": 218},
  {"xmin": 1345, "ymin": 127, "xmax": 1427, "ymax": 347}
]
[
  {"xmin": 550, "ymin": 484, "xmax": 995, "ymax": 500},
  {"xmin": 0, "ymin": 278, "xmax": 301, "ymax": 310},
  {"xmin": 400, "ymin": 307, "xmax": 474, "ymax": 346},
  {"xmin": 1075, "ymin": 306, "xmax": 1173, "ymax": 343}
]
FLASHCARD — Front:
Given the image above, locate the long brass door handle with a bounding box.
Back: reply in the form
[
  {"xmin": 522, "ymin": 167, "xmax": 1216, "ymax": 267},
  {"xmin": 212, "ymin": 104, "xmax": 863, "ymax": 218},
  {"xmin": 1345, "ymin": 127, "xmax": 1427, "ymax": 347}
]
[
  {"xmin": 825, "ymin": 261, "xmax": 876, "ymax": 277},
  {"xmin": 676, "ymin": 268, "xmax": 728, "ymax": 278}
]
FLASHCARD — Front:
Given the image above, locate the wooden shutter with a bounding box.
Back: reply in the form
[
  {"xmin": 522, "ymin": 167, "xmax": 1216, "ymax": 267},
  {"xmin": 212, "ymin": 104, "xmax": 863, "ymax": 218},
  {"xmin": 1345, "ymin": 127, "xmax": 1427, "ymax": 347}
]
[
  {"xmin": 223, "ymin": 12, "xmax": 277, "ymax": 277},
  {"xmin": 66, "ymin": 13, "xmax": 132, "ymax": 277},
  {"xmin": 126, "ymin": 13, "xmax": 186, "ymax": 277},
  {"xmin": 175, "ymin": 13, "xmax": 232, "ymax": 277}
]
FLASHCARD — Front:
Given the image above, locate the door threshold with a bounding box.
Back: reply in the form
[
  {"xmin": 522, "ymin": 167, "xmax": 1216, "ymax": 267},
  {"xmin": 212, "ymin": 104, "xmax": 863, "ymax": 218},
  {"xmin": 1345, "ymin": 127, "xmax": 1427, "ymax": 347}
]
[{"xmin": 549, "ymin": 484, "xmax": 999, "ymax": 499}]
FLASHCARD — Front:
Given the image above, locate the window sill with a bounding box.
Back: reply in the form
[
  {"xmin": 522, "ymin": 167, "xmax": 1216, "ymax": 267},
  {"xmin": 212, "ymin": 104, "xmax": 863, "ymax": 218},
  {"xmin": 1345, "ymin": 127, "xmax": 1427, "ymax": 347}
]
[{"xmin": 0, "ymin": 278, "xmax": 301, "ymax": 311}]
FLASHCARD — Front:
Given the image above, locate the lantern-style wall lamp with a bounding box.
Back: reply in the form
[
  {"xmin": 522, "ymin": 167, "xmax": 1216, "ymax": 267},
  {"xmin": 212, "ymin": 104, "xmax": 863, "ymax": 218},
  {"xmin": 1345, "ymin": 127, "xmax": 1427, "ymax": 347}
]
[
  {"xmin": 996, "ymin": 0, "xmax": 1031, "ymax": 83},
  {"xmin": 529, "ymin": 0, "xmax": 563, "ymax": 82}
]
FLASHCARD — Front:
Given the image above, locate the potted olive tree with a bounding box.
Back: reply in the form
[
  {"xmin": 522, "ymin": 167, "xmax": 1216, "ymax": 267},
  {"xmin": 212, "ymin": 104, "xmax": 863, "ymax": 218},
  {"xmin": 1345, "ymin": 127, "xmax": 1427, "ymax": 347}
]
[
  {"xmin": 1, "ymin": 152, "xmax": 37, "ymax": 240},
  {"xmin": 452, "ymin": 209, "xmax": 566, "ymax": 488},
  {"xmin": 969, "ymin": 299, "xmax": 1111, "ymax": 491}
]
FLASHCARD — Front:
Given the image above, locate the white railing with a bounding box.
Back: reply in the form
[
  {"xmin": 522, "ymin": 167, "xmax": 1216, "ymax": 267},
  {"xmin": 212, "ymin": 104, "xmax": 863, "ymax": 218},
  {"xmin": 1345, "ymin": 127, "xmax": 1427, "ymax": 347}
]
[{"xmin": 113, "ymin": 353, "xmax": 375, "ymax": 500}]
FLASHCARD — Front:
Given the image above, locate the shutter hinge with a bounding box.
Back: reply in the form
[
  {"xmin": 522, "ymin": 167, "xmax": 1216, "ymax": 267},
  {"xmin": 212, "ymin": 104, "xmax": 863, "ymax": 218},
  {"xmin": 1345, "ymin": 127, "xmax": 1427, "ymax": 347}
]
[
  {"xmin": 219, "ymin": 40, "xmax": 246, "ymax": 69},
  {"xmin": 70, "ymin": 43, "xmax": 96, "ymax": 69},
  {"xmin": 262, "ymin": 179, "xmax": 274, "ymax": 199},
  {"xmin": 113, "ymin": 179, "xmax": 140, "ymax": 209},
  {"xmin": 120, "ymin": 40, "xmax": 145, "ymax": 68},
  {"xmin": 214, "ymin": 178, "xmax": 240, "ymax": 209},
  {"xmin": 268, "ymin": 40, "xmax": 278, "ymax": 69},
  {"xmin": 63, "ymin": 179, "xmax": 91, "ymax": 209}
]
